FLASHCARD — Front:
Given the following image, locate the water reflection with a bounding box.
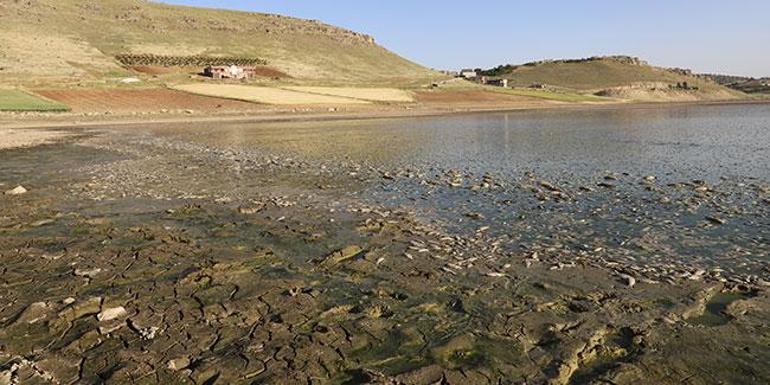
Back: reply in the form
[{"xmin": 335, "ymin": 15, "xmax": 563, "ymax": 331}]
[{"xmin": 157, "ymin": 103, "xmax": 769, "ymax": 182}]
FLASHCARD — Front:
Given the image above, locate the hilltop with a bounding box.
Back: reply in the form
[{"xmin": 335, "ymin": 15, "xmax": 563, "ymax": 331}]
[
  {"xmin": 481, "ymin": 56, "xmax": 743, "ymax": 101},
  {"xmin": 0, "ymin": 0, "xmax": 436, "ymax": 86}
]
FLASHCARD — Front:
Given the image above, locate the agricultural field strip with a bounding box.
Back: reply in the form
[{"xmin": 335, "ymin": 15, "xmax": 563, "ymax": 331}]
[
  {"xmin": 171, "ymin": 84, "xmax": 372, "ymax": 105},
  {"xmin": 283, "ymin": 86, "xmax": 414, "ymax": 102},
  {"xmin": 0, "ymin": 89, "xmax": 69, "ymax": 111}
]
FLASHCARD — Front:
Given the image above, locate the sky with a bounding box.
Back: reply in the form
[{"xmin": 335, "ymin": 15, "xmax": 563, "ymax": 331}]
[{"xmin": 158, "ymin": 1, "xmax": 770, "ymax": 77}]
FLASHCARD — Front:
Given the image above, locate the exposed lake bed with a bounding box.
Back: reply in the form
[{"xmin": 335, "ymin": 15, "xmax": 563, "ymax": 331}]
[{"xmin": 1, "ymin": 104, "xmax": 768, "ymax": 384}]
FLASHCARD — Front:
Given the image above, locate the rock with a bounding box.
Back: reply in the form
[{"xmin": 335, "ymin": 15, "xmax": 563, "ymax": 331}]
[
  {"xmin": 619, "ymin": 273, "xmax": 637, "ymax": 288},
  {"xmin": 99, "ymin": 320, "xmax": 125, "ymax": 335},
  {"xmin": 74, "ymin": 268, "xmax": 102, "ymax": 278},
  {"xmin": 138, "ymin": 326, "xmax": 160, "ymax": 340},
  {"xmin": 97, "ymin": 306, "xmax": 128, "ymax": 322},
  {"xmin": 706, "ymin": 216, "xmax": 727, "ymax": 225},
  {"xmin": 60, "ymin": 297, "xmax": 102, "ymax": 320},
  {"xmin": 238, "ymin": 206, "xmax": 263, "ymax": 215},
  {"xmin": 15, "ymin": 302, "xmax": 51, "ymax": 325},
  {"xmin": 62, "ymin": 297, "xmax": 76, "ymax": 305},
  {"xmin": 597, "ymin": 182, "xmax": 616, "ymax": 189},
  {"xmin": 0, "ymin": 370, "xmax": 10, "ymax": 385},
  {"xmin": 4, "ymin": 185, "xmax": 27, "ymax": 195},
  {"xmin": 168, "ymin": 357, "xmax": 191, "ymax": 371},
  {"xmin": 320, "ymin": 245, "xmax": 363, "ymax": 265}
]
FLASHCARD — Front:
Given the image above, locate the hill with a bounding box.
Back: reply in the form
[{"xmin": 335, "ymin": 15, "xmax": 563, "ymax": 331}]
[
  {"xmin": 702, "ymin": 74, "xmax": 770, "ymax": 95},
  {"xmin": 481, "ymin": 56, "xmax": 743, "ymax": 101},
  {"xmin": 0, "ymin": 0, "xmax": 436, "ymax": 86}
]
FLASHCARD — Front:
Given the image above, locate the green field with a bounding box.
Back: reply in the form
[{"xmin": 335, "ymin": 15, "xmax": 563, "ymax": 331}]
[{"xmin": 0, "ymin": 89, "xmax": 69, "ymax": 112}]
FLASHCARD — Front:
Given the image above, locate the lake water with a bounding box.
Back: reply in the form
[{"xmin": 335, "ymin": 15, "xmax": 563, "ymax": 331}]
[
  {"xmin": 133, "ymin": 103, "xmax": 769, "ymax": 273},
  {"xmin": 164, "ymin": 103, "xmax": 770, "ymax": 183}
]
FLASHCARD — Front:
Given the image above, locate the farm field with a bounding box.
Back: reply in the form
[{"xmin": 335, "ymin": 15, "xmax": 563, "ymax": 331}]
[
  {"xmin": 35, "ymin": 88, "xmax": 265, "ymax": 113},
  {"xmin": 284, "ymin": 86, "xmax": 414, "ymax": 102},
  {"xmin": 172, "ymin": 84, "xmax": 371, "ymax": 105},
  {"xmin": 499, "ymin": 88, "xmax": 611, "ymax": 103},
  {"xmin": 0, "ymin": 89, "xmax": 69, "ymax": 112},
  {"xmin": 413, "ymin": 89, "xmax": 554, "ymax": 106}
]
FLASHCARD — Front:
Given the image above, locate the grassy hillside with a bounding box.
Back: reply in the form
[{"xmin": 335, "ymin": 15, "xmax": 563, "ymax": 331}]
[
  {"xmin": 482, "ymin": 56, "xmax": 743, "ymax": 100},
  {"xmin": 0, "ymin": 0, "xmax": 437, "ymax": 86}
]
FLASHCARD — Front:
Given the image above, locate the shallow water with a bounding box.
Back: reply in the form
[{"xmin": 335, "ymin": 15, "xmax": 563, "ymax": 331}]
[
  {"xmin": 139, "ymin": 104, "xmax": 770, "ymax": 270},
  {"xmin": 153, "ymin": 103, "xmax": 770, "ymax": 183}
]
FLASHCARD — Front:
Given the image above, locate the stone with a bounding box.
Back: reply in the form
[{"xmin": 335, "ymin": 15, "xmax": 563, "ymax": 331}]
[
  {"xmin": 619, "ymin": 274, "xmax": 637, "ymax": 288},
  {"xmin": 0, "ymin": 370, "xmax": 11, "ymax": 385},
  {"xmin": 97, "ymin": 306, "xmax": 128, "ymax": 322},
  {"xmin": 4, "ymin": 185, "xmax": 27, "ymax": 195},
  {"xmin": 706, "ymin": 216, "xmax": 727, "ymax": 225},
  {"xmin": 74, "ymin": 268, "xmax": 102, "ymax": 278},
  {"xmin": 168, "ymin": 357, "xmax": 191, "ymax": 371},
  {"xmin": 14, "ymin": 302, "xmax": 51, "ymax": 325}
]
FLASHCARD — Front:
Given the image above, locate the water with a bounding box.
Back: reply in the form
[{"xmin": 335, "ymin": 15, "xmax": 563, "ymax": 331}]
[
  {"xmin": 154, "ymin": 103, "xmax": 770, "ymax": 183},
  {"xmin": 134, "ymin": 103, "xmax": 769, "ymax": 272}
]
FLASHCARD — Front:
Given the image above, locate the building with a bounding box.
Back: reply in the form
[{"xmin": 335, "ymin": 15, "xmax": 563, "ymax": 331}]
[
  {"xmin": 459, "ymin": 69, "xmax": 477, "ymax": 79},
  {"xmin": 204, "ymin": 65, "xmax": 257, "ymax": 80},
  {"xmin": 481, "ymin": 77, "xmax": 509, "ymax": 88}
]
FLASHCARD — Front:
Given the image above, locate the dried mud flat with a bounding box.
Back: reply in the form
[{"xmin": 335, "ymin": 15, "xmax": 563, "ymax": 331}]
[{"xmin": 0, "ymin": 119, "xmax": 768, "ymax": 385}]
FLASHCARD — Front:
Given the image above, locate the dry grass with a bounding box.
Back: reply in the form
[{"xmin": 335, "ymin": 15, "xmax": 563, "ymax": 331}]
[
  {"xmin": 285, "ymin": 87, "xmax": 413, "ymax": 102},
  {"xmin": 172, "ymin": 84, "xmax": 371, "ymax": 105},
  {"xmin": 0, "ymin": 0, "xmax": 440, "ymax": 86}
]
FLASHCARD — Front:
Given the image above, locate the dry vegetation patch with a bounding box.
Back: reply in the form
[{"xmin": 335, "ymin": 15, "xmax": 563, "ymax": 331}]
[
  {"xmin": 172, "ymin": 84, "xmax": 370, "ymax": 105},
  {"xmin": 285, "ymin": 87, "xmax": 413, "ymax": 102}
]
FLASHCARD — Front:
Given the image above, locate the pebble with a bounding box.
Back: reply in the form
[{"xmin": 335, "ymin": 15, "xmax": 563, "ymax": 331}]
[
  {"xmin": 74, "ymin": 268, "xmax": 102, "ymax": 278},
  {"xmin": 97, "ymin": 306, "xmax": 128, "ymax": 322},
  {"xmin": 4, "ymin": 185, "xmax": 27, "ymax": 195},
  {"xmin": 619, "ymin": 273, "xmax": 637, "ymax": 288},
  {"xmin": 0, "ymin": 370, "xmax": 10, "ymax": 385},
  {"xmin": 168, "ymin": 357, "xmax": 191, "ymax": 371}
]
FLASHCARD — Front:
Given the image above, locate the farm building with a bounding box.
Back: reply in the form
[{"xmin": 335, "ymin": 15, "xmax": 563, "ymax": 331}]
[
  {"xmin": 480, "ymin": 77, "xmax": 508, "ymax": 88},
  {"xmin": 459, "ymin": 69, "xmax": 478, "ymax": 79},
  {"xmin": 204, "ymin": 65, "xmax": 257, "ymax": 80}
]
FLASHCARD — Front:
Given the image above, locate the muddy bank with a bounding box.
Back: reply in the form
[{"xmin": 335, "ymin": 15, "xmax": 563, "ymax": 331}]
[
  {"xmin": 0, "ymin": 111, "xmax": 768, "ymax": 385},
  {"xmin": 0, "ymin": 128, "xmax": 71, "ymax": 150}
]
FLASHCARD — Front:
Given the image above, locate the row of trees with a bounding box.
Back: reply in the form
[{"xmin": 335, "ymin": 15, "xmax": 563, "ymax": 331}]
[{"xmin": 115, "ymin": 54, "xmax": 267, "ymax": 67}]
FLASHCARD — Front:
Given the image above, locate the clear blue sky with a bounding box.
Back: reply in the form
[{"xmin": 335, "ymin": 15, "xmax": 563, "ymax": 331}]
[{"xmin": 157, "ymin": 1, "xmax": 770, "ymax": 77}]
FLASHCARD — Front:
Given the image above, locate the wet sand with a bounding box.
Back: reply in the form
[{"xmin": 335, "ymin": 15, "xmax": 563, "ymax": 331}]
[{"xmin": 0, "ymin": 106, "xmax": 768, "ymax": 385}]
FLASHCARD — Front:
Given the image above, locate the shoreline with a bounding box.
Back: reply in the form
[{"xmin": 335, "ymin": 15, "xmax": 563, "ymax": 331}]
[{"xmin": 1, "ymin": 98, "xmax": 769, "ymax": 131}]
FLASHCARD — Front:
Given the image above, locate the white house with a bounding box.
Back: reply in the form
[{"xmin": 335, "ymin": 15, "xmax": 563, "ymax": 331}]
[{"xmin": 460, "ymin": 69, "xmax": 477, "ymax": 79}]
